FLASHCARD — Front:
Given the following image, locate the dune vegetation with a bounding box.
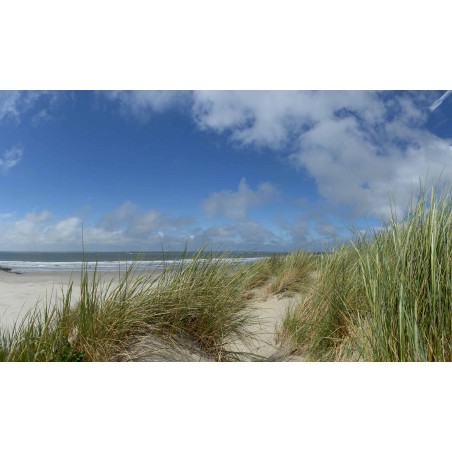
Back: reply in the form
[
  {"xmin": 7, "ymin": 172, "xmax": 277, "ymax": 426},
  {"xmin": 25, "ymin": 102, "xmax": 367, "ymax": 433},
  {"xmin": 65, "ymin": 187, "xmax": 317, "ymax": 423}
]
[
  {"xmin": 281, "ymin": 187, "xmax": 452, "ymax": 362},
  {"xmin": 0, "ymin": 250, "xmax": 259, "ymax": 362},
  {"xmin": 0, "ymin": 186, "xmax": 450, "ymax": 362}
]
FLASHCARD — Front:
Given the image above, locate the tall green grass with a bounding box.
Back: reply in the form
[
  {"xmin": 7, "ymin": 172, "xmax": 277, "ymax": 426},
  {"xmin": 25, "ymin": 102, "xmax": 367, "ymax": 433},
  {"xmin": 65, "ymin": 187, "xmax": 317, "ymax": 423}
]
[
  {"xmin": 282, "ymin": 187, "xmax": 452, "ymax": 361},
  {"xmin": 245, "ymin": 250, "xmax": 316, "ymax": 295},
  {"xmin": 356, "ymin": 188, "xmax": 452, "ymax": 361},
  {"xmin": 0, "ymin": 249, "xmax": 256, "ymax": 362},
  {"xmin": 281, "ymin": 244, "xmax": 365, "ymax": 360}
]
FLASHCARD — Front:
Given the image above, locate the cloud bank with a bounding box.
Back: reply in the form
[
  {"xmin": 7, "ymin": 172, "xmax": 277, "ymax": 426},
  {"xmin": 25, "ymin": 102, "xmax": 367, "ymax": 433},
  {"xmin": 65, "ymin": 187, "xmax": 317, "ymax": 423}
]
[
  {"xmin": 0, "ymin": 203, "xmax": 293, "ymax": 252},
  {"xmin": 0, "ymin": 204, "xmax": 195, "ymax": 251}
]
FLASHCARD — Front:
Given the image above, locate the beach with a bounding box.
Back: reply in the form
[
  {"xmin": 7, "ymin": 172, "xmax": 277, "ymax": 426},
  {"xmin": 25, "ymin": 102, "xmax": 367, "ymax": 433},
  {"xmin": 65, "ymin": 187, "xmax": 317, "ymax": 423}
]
[
  {"xmin": 0, "ymin": 251, "xmax": 268, "ymax": 335},
  {"xmin": 0, "ymin": 270, "xmax": 157, "ymax": 331},
  {"xmin": 0, "ymin": 271, "xmax": 81, "ymax": 330},
  {"xmin": 0, "ymin": 258, "xmax": 304, "ymax": 361}
]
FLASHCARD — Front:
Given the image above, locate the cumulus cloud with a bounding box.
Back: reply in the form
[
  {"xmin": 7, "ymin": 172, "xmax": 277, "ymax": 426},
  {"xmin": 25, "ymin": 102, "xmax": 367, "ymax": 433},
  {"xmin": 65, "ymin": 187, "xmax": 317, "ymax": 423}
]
[
  {"xmin": 192, "ymin": 91, "xmax": 387, "ymax": 149},
  {"xmin": 103, "ymin": 90, "xmax": 452, "ymax": 219},
  {"xmin": 45, "ymin": 217, "xmax": 83, "ymax": 242},
  {"xmin": 0, "ymin": 210, "xmax": 55, "ymax": 246},
  {"xmin": 0, "ymin": 203, "xmax": 289, "ymax": 251},
  {"xmin": 192, "ymin": 91, "xmax": 452, "ymax": 219},
  {"xmin": 203, "ymin": 178, "xmax": 277, "ymax": 219},
  {"xmin": 0, "ymin": 204, "xmax": 193, "ymax": 250},
  {"xmin": 0, "ymin": 147, "xmax": 24, "ymax": 171}
]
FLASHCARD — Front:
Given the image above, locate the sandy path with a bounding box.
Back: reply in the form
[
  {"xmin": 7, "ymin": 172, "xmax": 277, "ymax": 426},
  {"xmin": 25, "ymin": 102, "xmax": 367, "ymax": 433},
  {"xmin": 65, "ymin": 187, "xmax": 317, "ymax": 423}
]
[
  {"xmin": 227, "ymin": 283, "xmax": 304, "ymax": 361},
  {"xmin": 122, "ymin": 288, "xmax": 304, "ymax": 362}
]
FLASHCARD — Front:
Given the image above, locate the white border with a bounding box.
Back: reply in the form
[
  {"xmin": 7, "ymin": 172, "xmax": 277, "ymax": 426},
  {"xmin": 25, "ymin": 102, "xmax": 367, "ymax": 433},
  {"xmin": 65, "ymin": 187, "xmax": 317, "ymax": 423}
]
[
  {"xmin": 0, "ymin": 1, "xmax": 450, "ymax": 89},
  {"xmin": 1, "ymin": 2, "xmax": 451, "ymax": 450}
]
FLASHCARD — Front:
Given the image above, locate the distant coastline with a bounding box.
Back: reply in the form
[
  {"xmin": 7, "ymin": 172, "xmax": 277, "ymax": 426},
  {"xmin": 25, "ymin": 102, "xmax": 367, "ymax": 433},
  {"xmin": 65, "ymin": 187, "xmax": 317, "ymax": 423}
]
[{"xmin": 0, "ymin": 250, "xmax": 280, "ymax": 274}]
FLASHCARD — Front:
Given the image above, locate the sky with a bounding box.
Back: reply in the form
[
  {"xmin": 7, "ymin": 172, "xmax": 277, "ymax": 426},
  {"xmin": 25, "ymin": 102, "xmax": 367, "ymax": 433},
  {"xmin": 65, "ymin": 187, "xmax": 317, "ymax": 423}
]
[{"xmin": 0, "ymin": 90, "xmax": 451, "ymax": 252}]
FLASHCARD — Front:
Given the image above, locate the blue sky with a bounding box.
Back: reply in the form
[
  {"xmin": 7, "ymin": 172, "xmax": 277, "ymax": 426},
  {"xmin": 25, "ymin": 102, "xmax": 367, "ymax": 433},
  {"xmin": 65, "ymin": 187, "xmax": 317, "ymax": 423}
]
[{"xmin": 0, "ymin": 90, "xmax": 451, "ymax": 252}]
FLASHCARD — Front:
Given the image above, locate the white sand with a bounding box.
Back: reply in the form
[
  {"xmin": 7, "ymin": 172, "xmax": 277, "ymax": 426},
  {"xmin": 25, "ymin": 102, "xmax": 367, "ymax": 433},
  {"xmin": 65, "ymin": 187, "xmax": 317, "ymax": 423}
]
[
  {"xmin": 0, "ymin": 270, "xmax": 304, "ymax": 361},
  {"xmin": 0, "ymin": 270, "xmax": 163, "ymax": 331},
  {"xmin": 227, "ymin": 281, "xmax": 304, "ymax": 361},
  {"xmin": 0, "ymin": 271, "xmax": 82, "ymax": 330}
]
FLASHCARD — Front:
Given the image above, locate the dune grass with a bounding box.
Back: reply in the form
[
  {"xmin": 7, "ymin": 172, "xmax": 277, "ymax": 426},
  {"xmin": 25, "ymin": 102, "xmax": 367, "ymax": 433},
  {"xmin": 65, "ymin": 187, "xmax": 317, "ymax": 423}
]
[
  {"xmin": 282, "ymin": 187, "xmax": 452, "ymax": 362},
  {"xmin": 0, "ymin": 249, "xmax": 257, "ymax": 362},
  {"xmin": 244, "ymin": 250, "xmax": 316, "ymax": 295}
]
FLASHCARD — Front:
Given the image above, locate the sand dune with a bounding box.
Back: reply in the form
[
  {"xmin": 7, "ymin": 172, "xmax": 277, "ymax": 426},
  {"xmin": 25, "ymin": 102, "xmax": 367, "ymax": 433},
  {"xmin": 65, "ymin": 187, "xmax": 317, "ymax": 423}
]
[{"xmin": 0, "ymin": 270, "xmax": 305, "ymax": 361}]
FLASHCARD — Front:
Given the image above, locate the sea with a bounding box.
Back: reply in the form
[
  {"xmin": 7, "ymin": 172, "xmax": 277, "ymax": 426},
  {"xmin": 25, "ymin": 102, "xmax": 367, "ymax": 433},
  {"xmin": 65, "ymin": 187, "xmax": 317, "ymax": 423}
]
[{"xmin": 0, "ymin": 251, "xmax": 281, "ymax": 273}]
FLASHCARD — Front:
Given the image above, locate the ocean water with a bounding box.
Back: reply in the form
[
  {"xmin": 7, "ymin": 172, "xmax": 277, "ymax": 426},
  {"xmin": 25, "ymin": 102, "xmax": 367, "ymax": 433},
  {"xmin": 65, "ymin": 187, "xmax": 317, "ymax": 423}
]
[{"xmin": 0, "ymin": 251, "xmax": 279, "ymax": 273}]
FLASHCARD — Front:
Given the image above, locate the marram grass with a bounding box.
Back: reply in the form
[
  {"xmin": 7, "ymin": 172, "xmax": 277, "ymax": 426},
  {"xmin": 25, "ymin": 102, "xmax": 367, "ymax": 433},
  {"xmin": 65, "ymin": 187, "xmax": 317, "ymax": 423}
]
[
  {"xmin": 0, "ymin": 249, "xmax": 258, "ymax": 362},
  {"xmin": 244, "ymin": 250, "xmax": 316, "ymax": 294},
  {"xmin": 282, "ymin": 187, "xmax": 452, "ymax": 362}
]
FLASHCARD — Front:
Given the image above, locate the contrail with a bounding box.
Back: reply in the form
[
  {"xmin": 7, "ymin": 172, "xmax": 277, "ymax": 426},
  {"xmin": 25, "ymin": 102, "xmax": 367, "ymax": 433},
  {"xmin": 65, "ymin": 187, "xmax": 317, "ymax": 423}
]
[{"xmin": 429, "ymin": 90, "xmax": 452, "ymax": 112}]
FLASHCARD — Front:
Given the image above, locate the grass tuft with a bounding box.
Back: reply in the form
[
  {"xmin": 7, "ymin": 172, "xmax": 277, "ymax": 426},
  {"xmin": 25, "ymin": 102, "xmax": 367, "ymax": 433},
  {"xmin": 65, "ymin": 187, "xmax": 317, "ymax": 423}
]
[{"xmin": 244, "ymin": 250, "xmax": 316, "ymax": 295}]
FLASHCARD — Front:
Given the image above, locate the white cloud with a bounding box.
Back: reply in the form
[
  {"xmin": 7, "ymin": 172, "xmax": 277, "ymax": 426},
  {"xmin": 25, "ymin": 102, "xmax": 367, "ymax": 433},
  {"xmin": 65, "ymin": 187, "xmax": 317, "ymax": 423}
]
[
  {"xmin": 192, "ymin": 91, "xmax": 387, "ymax": 149},
  {"xmin": 0, "ymin": 91, "xmax": 64, "ymax": 124},
  {"xmin": 98, "ymin": 201, "xmax": 192, "ymax": 236},
  {"xmin": 429, "ymin": 90, "xmax": 452, "ymax": 112},
  {"xmin": 0, "ymin": 203, "xmax": 348, "ymax": 251},
  {"xmin": 104, "ymin": 91, "xmax": 189, "ymax": 121},
  {"xmin": 1, "ymin": 210, "xmax": 53, "ymax": 246},
  {"xmin": 45, "ymin": 217, "xmax": 83, "ymax": 242},
  {"xmin": 0, "ymin": 203, "xmax": 289, "ymax": 251},
  {"xmin": 203, "ymin": 178, "xmax": 277, "ymax": 219},
  {"xmin": 192, "ymin": 91, "xmax": 452, "ymax": 219},
  {"xmin": 198, "ymin": 221, "xmax": 282, "ymax": 250},
  {"xmin": 104, "ymin": 90, "xmax": 452, "ymax": 219},
  {"xmin": 0, "ymin": 91, "xmax": 22, "ymax": 121},
  {"xmin": 98, "ymin": 201, "xmax": 141, "ymax": 231},
  {"xmin": 31, "ymin": 108, "xmax": 51, "ymax": 126},
  {"xmin": 0, "ymin": 147, "xmax": 23, "ymax": 171},
  {"xmin": 0, "ymin": 209, "xmax": 100, "ymax": 249}
]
